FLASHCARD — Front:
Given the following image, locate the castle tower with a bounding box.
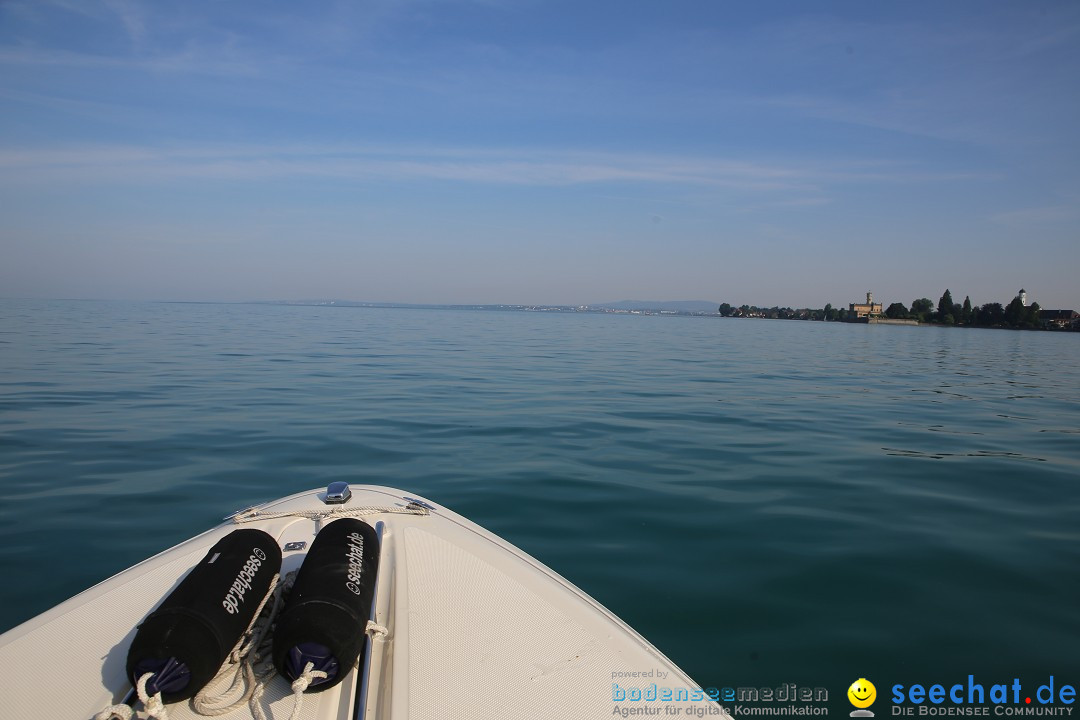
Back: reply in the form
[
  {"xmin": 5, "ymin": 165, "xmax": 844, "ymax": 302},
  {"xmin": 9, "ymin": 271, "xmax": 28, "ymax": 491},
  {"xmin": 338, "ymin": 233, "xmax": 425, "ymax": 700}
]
[
  {"xmin": 866, "ymin": 291, "xmax": 873, "ymax": 305},
  {"xmin": 1019, "ymin": 289, "xmax": 1027, "ymax": 307}
]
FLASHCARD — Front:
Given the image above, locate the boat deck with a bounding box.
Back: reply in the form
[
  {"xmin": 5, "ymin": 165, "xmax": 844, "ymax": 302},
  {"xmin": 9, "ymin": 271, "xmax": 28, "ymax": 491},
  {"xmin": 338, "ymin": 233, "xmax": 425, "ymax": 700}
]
[{"xmin": 0, "ymin": 486, "xmax": 723, "ymax": 719}]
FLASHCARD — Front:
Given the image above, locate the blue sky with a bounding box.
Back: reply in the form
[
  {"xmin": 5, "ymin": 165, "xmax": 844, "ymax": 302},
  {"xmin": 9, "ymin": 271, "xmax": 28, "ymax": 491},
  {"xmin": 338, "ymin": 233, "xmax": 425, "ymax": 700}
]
[{"xmin": 2, "ymin": 0, "xmax": 1078, "ymax": 308}]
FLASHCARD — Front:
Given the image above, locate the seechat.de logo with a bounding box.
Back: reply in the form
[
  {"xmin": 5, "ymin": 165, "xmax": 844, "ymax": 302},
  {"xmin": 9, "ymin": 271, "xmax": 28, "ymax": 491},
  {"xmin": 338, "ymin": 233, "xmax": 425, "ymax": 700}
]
[{"xmin": 849, "ymin": 678, "xmax": 878, "ymax": 718}]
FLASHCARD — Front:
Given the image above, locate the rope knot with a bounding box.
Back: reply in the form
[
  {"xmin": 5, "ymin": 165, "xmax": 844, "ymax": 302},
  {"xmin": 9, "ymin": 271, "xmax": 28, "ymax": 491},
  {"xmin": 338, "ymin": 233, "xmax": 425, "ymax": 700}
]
[
  {"xmin": 366, "ymin": 620, "xmax": 389, "ymax": 640},
  {"xmin": 290, "ymin": 661, "xmax": 328, "ymax": 695},
  {"xmin": 93, "ymin": 705, "xmax": 134, "ymax": 720},
  {"xmin": 136, "ymin": 672, "xmax": 169, "ymax": 720},
  {"xmin": 285, "ymin": 662, "xmax": 328, "ymax": 720}
]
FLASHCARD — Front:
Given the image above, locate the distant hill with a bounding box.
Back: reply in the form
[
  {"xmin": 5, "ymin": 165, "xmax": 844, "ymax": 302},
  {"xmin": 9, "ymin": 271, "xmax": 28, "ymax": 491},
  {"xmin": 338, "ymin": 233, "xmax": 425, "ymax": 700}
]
[
  {"xmin": 588, "ymin": 300, "xmax": 719, "ymax": 314},
  {"xmin": 252, "ymin": 298, "xmax": 723, "ymax": 315}
]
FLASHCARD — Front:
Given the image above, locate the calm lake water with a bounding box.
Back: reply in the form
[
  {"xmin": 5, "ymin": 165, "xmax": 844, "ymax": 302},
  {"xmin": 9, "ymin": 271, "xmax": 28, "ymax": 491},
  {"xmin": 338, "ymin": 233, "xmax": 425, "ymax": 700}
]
[{"xmin": 1, "ymin": 299, "xmax": 1077, "ymax": 706}]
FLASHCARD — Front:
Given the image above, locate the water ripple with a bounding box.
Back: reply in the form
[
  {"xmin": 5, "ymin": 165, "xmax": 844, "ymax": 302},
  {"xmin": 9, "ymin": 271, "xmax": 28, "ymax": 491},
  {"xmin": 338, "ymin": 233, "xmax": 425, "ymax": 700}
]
[{"xmin": 0, "ymin": 300, "xmax": 1078, "ymax": 685}]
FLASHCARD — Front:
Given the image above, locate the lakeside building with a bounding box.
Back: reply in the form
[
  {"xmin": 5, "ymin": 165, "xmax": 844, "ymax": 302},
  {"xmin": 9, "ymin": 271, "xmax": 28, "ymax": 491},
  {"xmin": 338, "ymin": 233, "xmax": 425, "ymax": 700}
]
[
  {"xmin": 849, "ymin": 292, "xmax": 883, "ymax": 319},
  {"xmin": 1016, "ymin": 289, "xmax": 1077, "ymax": 329},
  {"xmin": 1038, "ymin": 309, "xmax": 1079, "ymax": 329}
]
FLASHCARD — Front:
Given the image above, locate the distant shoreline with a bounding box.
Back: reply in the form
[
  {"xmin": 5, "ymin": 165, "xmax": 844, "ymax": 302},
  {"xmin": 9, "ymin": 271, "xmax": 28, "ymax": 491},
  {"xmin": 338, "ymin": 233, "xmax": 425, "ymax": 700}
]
[
  {"xmin": 244, "ymin": 299, "xmax": 1077, "ymax": 331},
  {"xmin": 6, "ymin": 297, "xmax": 1074, "ymax": 331}
]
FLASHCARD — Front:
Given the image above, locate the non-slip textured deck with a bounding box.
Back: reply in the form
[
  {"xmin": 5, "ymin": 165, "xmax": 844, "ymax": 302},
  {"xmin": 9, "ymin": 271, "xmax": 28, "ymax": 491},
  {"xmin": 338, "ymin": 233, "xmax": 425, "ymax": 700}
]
[{"xmin": 404, "ymin": 524, "xmax": 625, "ymax": 719}]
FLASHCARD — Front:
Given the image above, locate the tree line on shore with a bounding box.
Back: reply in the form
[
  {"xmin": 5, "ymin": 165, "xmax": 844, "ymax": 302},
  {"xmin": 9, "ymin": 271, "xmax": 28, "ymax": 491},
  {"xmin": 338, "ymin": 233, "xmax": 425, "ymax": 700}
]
[
  {"xmin": 717, "ymin": 303, "xmax": 847, "ymax": 321},
  {"xmin": 883, "ymin": 289, "xmax": 1042, "ymax": 328},
  {"xmin": 718, "ymin": 290, "xmax": 1046, "ymax": 329}
]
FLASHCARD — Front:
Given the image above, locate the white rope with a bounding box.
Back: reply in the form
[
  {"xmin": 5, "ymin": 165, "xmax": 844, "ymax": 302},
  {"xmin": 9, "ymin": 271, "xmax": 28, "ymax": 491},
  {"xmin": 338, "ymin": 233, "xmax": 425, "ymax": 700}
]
[
  {"xmin": 191, "ymin": 572, "xmax": 285, "ymax": 716},
  {"xmin": 92, "ymin": 672, "xmax": 168, "ymax": 720},
  {"xmin": 248, "ymin": 679, "xmax": 269, "ymax": 720},
  {"xmin": 93, "ymin": 499, "xmax": 404, "ymax": 720},
  {"xmin": 285, "ymin": 661, "xmax": 328, "ymax": 720},
  {"xmin": 366, "ymin": 620, "xmax": 389, "ymax": 641},
  {"xmin": 136, "ymin": 672, "xmax": 169, "ymax": 720},
  {"xmin": 231, "ymin": 504, "xmax": 427, "ymax": 524},
  {"xmin": 95, "ymin": 571, "xmax": 293, "ymax": 720},
  {"xmin": 93, "ymin": 704, "xmax": 133, "ymax": 720},
  {"xmin": 240, "ymin": 569, "xmax": 297, "ymax": 720}
]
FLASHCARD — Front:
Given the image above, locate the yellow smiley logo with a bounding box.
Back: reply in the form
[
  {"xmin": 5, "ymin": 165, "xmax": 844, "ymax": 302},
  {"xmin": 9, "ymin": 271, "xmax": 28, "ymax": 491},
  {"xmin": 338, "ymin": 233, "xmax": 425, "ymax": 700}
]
[{"xmin": 848, "ymin": 678, "xmax": 877, "ymax": 709}]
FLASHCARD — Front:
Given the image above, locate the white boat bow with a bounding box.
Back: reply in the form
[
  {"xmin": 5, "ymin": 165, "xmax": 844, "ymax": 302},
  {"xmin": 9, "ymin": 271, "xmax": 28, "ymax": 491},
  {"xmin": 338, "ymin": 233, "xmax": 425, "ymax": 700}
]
[{"xmin": 0, "ymin": 484, "xmax": 725, "ymax": 720}]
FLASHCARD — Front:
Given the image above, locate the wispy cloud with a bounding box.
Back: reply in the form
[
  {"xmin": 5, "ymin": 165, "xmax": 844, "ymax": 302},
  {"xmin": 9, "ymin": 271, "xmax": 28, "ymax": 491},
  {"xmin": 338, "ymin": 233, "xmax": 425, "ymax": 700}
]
[{"xmin": 0, "ymin": 142, "xmax": 984, "ymax": 197}]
